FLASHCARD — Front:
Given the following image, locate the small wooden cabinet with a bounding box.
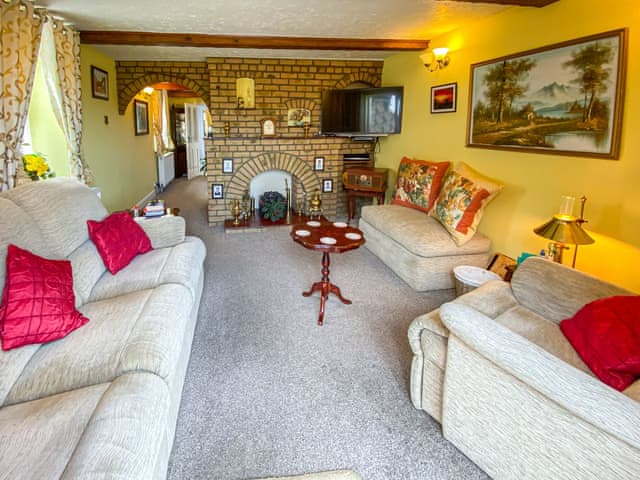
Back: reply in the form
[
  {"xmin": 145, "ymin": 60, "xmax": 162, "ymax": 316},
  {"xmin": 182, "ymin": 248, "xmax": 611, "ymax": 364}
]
[{"xmin": 342, "ymin": 167, "xmax": 388, "ymax": 221}]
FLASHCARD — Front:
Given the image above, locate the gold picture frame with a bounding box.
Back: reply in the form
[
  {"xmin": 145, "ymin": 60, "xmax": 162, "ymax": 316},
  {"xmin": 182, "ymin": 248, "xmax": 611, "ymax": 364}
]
[
  {"xmin": 260, "ymin": 118, "xmax": 277, "ymax": 137},
  {"xmin": 467, "ymin": 29, "xmax": 627, "ymax": 159}
]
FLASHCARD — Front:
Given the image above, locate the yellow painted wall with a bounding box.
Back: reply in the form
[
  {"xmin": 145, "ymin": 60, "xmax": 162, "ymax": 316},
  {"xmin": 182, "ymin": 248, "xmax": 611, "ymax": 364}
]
[
  {"xmin": 379, "ymin": 0, "xmax": 640, "ymax": 292},
  {"xmin": 80, "ymin": 45, "xmax": 156, "ymax": 212},
  {"xmin": 28, "ymin": 60, "xmax": 70, "ymax": 178}
]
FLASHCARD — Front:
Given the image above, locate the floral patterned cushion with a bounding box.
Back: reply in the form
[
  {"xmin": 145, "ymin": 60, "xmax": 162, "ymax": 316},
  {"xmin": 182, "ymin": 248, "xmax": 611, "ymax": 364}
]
[
  {"xmin": 391, "ymin": 157, "xmax": 450, "ymax": 213},
  {"xmin": 430, "ymin": 163, "xmax": 503, "ymax": 246}
]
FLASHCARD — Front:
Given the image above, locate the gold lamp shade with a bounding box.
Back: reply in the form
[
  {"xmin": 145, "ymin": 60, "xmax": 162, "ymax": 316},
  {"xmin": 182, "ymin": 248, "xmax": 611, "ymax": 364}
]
[{"xmin": 533, "ymin": 214, "xmax": 595, "ymax": 245}]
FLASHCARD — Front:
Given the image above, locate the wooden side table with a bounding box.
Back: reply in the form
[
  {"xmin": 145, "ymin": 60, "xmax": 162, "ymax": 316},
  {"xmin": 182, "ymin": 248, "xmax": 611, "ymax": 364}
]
[
  {"xmin": 342, "ymin": 167, "xmax": 388, "ymax": 222},
  {"xmin": 291, "ymin": 220, "xmax": 365, "ymax": 325}
]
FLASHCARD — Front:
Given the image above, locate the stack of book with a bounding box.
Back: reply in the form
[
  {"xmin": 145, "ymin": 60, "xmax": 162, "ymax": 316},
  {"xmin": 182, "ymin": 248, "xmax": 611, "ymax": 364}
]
[{"xmin": 144, "ymin": 199, "xmax": 165, "ymax": 218}]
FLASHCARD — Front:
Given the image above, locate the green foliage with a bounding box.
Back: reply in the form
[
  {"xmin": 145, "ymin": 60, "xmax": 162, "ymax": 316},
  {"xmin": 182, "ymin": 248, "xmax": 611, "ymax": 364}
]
[
  {"xmin": 563, "ymin": 41, "xmax": 614, "ymax": 122},
  {"xmin": 260, "ymin": 191, "xmax": 286, "ymax": 222}
]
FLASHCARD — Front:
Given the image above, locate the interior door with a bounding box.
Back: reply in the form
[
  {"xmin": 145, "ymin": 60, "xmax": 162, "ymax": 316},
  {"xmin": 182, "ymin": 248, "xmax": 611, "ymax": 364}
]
[{"xmin": 184, "ymin": 103, "xmax": 204, "ymax": 179}]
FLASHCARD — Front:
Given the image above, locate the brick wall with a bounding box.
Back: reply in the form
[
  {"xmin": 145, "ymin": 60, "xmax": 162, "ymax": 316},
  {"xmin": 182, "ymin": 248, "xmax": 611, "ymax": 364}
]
[
  {"xmin": 207, "ymin": 58, "xmax": 382, "ymax": 137},
  {"xmin": 206, "ymin": 137, "xmax": 375, "ymax": 225},
  {"xmin": 115, "ymin": 61, "xmax": 210, "ymax": 114},
  {"xmin": 114, "ymin": 57, "xmax": 384, "ymax": 225}
]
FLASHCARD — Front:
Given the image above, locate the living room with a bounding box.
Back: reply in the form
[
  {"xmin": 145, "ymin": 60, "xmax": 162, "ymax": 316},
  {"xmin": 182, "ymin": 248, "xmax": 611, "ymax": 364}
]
[
  {"xmin": 1, "ymin": 0, "xmax": 639, "ymax": 479},
  {"xmin": 76, "ymin": 0, "xmax": 640, "ymax": 293}
]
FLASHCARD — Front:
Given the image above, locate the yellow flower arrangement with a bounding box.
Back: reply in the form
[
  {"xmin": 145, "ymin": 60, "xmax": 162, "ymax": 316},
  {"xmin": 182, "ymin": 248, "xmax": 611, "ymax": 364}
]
[{"xmin": 23, "ymin": 153, "xmax": 55, "ymax": 180}]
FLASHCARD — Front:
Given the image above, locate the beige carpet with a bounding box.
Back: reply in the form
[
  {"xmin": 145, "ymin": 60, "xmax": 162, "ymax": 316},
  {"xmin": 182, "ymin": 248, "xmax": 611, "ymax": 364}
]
[{"xmin": 250, "ymin": 470, "xmax": 361, "ymax": 480}]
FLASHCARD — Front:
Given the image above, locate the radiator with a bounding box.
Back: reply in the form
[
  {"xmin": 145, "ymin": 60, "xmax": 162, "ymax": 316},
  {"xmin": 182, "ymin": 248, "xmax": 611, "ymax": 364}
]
[{"xmin": 157, "ymin": 151, "xmax": 175, "ymax": 191}]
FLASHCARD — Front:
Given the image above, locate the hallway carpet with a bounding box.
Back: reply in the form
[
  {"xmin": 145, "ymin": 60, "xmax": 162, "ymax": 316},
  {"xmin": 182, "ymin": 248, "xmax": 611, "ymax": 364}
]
[{"xmin": 161, "ymin": 177, "xmax": 487, "ymax": 480}]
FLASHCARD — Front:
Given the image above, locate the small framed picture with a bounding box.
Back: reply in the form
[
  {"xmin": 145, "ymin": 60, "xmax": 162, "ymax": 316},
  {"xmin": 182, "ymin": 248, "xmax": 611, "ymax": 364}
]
[
  {"xmin": 322, "ymin": 179, "xmax": 333, "ymax": 193},
  {"xmin": 134, "ymin": 99, "xmax": 149, "ymax": 135},
  {"xmin": 212, "ymin": 183, "xmax": 224, "ymax": 199},
  {"xmin": 314, "ymin": 156, "xmax": 324, "ymax": 171},
  {"xmin": 260, "ymin": 118, "xmax": 277, "ymax": 137},
  {"xmin": 222, "ymin": 158, "xmax": 233, "ymax": 174},
  {"xmin": 91, "ymin": 66, "xmax": 109, "ymax": 100},
  {"xmin": 431, "ymin": 82, "xmax": 457, "ymax": 114}
]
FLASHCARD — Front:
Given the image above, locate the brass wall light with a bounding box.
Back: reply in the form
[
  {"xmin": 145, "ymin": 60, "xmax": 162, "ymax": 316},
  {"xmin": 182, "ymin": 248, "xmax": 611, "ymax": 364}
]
[
  {"xmin": 420, "ymin": 47, "xmax": 450, "ymax": 72},
  {"xmin": 533, "ymin": 195, "xmax": 594, "ymax": 267}
]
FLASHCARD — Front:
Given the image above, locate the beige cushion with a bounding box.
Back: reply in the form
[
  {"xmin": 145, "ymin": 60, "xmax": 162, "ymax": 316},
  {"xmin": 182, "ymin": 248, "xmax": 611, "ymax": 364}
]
[
  {"xmin": 5, "ymin": 284, "xmax": 192, "ymax": 405},
  {"xmin": 0, "ymin": 198, "xmax": 52, "ymax": 294},
  {"xmin": 3, "ymin": 178, "xmax": 107, "ymax": 258},
  {"xmin": 493, "ymin": 305, "xmax": 591, "ymax": 375},
  {"xmin": 0, "ymin": 373, "xmax": 169, "ymax": 480},
  {"xmin": 89, "ymin": 236, "xmax": 206, "ymax": 302},
  {"xmin": 360, "ymin": 204, "xmax": 490, "ymax": 257}
]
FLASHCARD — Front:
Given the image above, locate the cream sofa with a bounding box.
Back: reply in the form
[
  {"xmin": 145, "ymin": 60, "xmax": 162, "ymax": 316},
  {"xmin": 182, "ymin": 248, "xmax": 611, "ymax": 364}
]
[
  {"xmin": 0, "ymin": 178, "xmax": 206, "ymax": 479},
  {"xmin": 358, "ymin": 204, "xmax": 491, "ymax": 290},
  {"xmin": 409, "ymin": 257, "xmax": 640, "ymax": 479}
]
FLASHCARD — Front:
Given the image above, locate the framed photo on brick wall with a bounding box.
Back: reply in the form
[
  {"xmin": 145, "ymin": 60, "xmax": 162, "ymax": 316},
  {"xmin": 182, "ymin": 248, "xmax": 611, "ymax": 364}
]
[
  {"xmin": 314, "ymin": 156, "xmax": 324, "ymax": 171},
  {"xmin": 322, "ymin": 179, "xmax": 333, "ymax": 193},
  {"xmin": 212, "ymin": 183, "xmax": 224, "ymax": 199},
  {"xmin": 222, "ymin": 158, "xmax": 233, "ymax": 174}
]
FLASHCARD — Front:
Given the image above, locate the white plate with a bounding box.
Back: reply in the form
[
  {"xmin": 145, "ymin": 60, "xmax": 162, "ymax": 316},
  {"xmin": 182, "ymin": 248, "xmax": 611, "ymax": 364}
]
[
  {"xmin": 333, "ymin": 221, "xmax": 347, "ymax": 228},
  {"xmin": 345, "ymin": 232, "xmax": 362, "ymax": 240},
  {"xmin": 295, "ymin": 229, "xmax": 311, "ymax": 237},
  {"xmin": 320, "ymin": 236, "xmax": 337, "ymax": 245},
  {"xmin": 307, "ymin": 221, "xmax": 321, "ymax": 227}
]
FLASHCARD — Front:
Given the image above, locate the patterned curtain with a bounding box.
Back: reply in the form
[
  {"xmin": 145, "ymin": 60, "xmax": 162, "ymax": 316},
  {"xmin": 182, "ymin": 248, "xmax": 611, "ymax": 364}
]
[
  {"xmin": 0, "ymin": 0, "xmax": 43, "ymax": 191},
  {"xmin": 151, "ymin": 89, "xmax": 163, "ymax": 153},
  {"xmin": 49, "ymin": 17, "xmax": 93, "ymax": 184}
]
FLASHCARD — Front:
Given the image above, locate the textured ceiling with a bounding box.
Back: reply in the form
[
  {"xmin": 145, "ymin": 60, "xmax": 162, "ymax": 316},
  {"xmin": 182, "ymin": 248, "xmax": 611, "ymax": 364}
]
[{"xmin": 38, "ymin": 0, "xmax": 510, "ymax": 60}]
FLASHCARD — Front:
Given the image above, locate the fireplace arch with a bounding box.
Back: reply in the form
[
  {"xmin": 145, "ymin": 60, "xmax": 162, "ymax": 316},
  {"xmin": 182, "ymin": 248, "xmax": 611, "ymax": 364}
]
[{"xmin": 224, "ymin": 151, "xmax": 321, "ymax": 210}]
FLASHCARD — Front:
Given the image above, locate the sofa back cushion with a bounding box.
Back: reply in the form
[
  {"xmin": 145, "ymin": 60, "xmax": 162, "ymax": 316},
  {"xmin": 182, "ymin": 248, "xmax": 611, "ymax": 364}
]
[
  {"xmin": 0, "ymin": 198, "xmax": 54, "ymax": 297},
  {"xmin": 511, "ymin": 257, "xmax": 631, "ymax": 323},
  {"xmin": 4, "ymin": 178, "xmax": 108, "ymax": 258}
]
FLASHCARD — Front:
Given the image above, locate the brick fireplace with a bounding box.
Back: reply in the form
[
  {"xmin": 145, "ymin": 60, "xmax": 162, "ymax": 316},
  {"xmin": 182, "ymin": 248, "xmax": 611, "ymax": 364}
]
[
  {"xmin": 115, "ymin": 57, "xmax": 384, "ymax": 226},
  {"xmin": 205, "ymin": 57, "xmax": 383, "ymax": 226},
  {"xmin": 206, "ymin": 136, "xmax": 375, "ymax": 225}
]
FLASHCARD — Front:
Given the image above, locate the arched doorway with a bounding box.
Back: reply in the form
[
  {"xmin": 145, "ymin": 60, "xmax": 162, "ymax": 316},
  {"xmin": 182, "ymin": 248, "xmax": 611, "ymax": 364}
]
[{"xmin": 133, "ymin": 81, "xmax": 211, "ymax": 190}]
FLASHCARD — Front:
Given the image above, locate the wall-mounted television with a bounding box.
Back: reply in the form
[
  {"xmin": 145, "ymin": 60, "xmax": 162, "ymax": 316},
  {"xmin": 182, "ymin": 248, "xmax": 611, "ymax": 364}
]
[{"xmin": 319, "ymin": 86, "xmax": 403, "ymax": 137}]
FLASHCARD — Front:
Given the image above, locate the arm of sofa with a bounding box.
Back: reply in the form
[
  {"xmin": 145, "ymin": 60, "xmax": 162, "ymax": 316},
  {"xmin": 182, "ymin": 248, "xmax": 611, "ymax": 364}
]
[
  {"xmin": 440, "ymin": 302, "xmax": 640, "ymax": 450},
  {"xmin": 135, "ymin": 215, "xmax": 186, "ymax": 249},
  {"xmin": 510, "ymin": 257, "xmax": 632, "ymax": 323},
  {"xmin": 407, "ymin": 280, "xmax": 517, "ymax": 410}
]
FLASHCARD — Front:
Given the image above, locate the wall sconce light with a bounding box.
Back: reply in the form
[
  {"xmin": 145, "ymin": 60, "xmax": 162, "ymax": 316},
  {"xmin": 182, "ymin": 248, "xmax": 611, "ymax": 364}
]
[
  {"xmin": 533, "ymin": 195, "xmax": 595, "ymax": 267},
  {"xmin": 142, "ymin": 86, "xmax": 154, "ymax": 95},
  {"xmin": 420, "ymin": 47, "xmax": 450, "ymax": 72}
]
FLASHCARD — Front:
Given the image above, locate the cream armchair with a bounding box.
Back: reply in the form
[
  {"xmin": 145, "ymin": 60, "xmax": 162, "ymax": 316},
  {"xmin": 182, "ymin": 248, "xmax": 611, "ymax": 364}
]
[{"xmin": 409, "ymin": 257, "xmax": 640, "ymax": 479}]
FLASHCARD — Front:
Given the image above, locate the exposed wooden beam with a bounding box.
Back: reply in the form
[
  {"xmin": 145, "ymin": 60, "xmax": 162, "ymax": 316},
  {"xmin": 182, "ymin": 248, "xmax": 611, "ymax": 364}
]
[
  {"xmin": 80, "ymin": 31, "xmax": 429, "ymax": 51},
  {"xmin": 437, "ymin": 0, "xmax": 558, "ymax": 6}
]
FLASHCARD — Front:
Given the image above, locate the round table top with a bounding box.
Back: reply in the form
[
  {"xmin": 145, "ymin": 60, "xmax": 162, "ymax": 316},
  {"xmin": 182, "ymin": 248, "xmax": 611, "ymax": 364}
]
[{"xmin": 290, "ymin": 220, "xmax": 365, "ymax": 253}]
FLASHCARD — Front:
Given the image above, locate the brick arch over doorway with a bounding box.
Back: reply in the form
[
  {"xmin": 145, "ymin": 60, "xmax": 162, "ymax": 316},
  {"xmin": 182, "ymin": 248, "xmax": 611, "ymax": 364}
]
[
  {"xmin": 333, "ymin": 72, "xmax": 380, "ymax": 89},
  {"xmin": 116, "ymin": 73, "xmax": 209, "ymax": 114},
  {"xmin": 224, "ymin": 152, "xmax": 321, "ymax": 208}
]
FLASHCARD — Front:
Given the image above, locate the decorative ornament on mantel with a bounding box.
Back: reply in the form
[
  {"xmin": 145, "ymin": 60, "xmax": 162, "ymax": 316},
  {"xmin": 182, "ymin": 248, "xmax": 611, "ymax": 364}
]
[{"xmin": 260, "ymin": 191, "xmax": 287, "ymax": 222}]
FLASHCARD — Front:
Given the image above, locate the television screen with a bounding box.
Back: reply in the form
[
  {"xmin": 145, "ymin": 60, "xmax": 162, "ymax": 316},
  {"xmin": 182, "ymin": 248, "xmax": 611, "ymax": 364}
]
[{"xmin": 320, "ymin": 86, "xmax": 403, "ymax": 137}]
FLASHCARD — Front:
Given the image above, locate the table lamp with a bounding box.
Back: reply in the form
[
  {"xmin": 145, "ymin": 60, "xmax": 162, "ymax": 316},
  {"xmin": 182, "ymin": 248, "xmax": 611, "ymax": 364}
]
[{"xmin": 533, "ymin": 195, "xmax": 594, "ymax": 267}]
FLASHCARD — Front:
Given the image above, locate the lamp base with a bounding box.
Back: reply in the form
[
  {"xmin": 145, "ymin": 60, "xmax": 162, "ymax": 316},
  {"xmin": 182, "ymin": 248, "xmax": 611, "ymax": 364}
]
[{"xmin": 547, "ymin": 242, "xmax": 569, "ymax": 263}]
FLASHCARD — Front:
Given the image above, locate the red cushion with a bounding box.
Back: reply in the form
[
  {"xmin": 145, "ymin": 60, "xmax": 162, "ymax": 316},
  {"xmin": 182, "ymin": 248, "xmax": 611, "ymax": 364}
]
[
  {"xmin": 0, "ymin": 245, "xmax": 89, "ymax": 351},
  {"xmin": 560, "ymin": 295, "xmax": 640, "ymax": 391},
  {"xmin": 87, "ymin": 211, "xmax": 152, "ymax": 274}
]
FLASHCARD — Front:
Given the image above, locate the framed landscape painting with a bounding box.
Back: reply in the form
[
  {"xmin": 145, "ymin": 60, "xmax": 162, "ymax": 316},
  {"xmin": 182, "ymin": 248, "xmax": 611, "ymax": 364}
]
[{"xmin": 467, "ymin": 29, "xmax": 627, "ymax": 159}]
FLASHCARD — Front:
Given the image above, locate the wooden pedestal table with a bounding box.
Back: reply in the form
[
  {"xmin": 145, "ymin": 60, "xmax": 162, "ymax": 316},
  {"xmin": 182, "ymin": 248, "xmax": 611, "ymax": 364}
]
[{"xmin": 291, "ymin": 220, "xmax": 365, "ymax": 325}]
